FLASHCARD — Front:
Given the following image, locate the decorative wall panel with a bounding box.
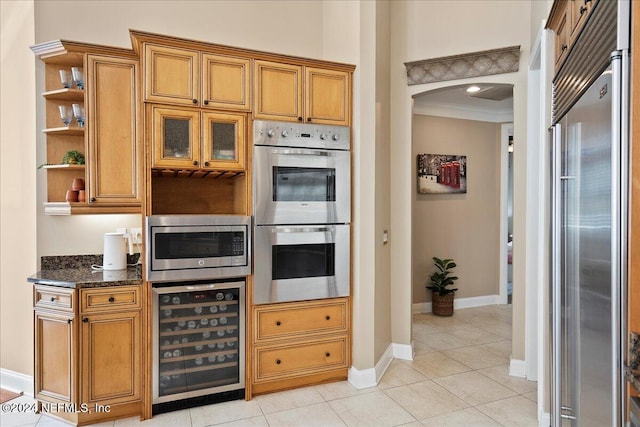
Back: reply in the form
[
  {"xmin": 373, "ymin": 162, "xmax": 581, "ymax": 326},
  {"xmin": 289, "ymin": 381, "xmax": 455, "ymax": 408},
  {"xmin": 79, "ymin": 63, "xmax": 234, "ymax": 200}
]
[{"xmin": 404, "ymin": 46, "xmax": 520, "ymax": 86}]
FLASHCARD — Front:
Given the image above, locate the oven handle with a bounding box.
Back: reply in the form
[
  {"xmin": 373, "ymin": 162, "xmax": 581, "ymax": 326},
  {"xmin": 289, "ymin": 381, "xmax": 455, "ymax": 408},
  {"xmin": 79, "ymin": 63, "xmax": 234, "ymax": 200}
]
[
  {"xmin": 271, "ymin": 148, "xmax": 332, "ymax": 157},
  {"xmin": 273, "ymin": 226, "xmax": 334, "ymax": 233}
]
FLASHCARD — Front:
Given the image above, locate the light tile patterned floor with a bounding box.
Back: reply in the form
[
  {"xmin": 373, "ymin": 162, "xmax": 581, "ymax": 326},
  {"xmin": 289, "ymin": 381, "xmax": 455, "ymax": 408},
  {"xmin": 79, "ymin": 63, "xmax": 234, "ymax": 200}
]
[{"xmin": 1, "ymin": 305, "xmax": 538, "ymax": 427}]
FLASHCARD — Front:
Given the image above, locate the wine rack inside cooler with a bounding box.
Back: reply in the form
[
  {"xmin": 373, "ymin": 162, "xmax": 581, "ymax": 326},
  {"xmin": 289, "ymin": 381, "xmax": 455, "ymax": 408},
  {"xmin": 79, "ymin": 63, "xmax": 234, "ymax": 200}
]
[{"xmin": 153, "ymin": 280, "xmax": 245, "ymax": 404}]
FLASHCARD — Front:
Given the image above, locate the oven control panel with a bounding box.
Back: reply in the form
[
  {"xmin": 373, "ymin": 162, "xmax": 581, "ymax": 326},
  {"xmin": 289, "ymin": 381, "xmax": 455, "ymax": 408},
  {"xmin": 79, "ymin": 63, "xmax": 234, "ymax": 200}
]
[{"xmin": 254, "ymin": 120, "xmax": 350, "ymax": 151}]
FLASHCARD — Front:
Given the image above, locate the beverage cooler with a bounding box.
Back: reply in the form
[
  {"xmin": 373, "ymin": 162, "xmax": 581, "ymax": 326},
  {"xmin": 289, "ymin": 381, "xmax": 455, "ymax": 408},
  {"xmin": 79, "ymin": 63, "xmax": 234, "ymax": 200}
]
[{"xmin": 152, "ymin": 280, "xmax": 245, "ymax": 413}]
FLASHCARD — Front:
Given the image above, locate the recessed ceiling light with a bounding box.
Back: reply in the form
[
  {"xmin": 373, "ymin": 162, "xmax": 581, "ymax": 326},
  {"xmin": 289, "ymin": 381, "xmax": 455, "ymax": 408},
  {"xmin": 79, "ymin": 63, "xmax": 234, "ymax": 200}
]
[{"xmin": 466, "ymin": 86, "xmax": 481, "ymax": 93}]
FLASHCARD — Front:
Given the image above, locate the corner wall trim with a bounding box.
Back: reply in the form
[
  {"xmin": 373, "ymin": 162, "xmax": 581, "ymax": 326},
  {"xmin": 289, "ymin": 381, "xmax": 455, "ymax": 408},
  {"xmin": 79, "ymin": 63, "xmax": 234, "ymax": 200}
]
[
  {"xmin": 539, "ymin": 412, "xmax": 551, "ymax": 427},
  {"xmin": 0, "ymin": 368, "xmax": 34, "ymax": 396},
  {"xmin": 349, "ymin": 343, "xmax": 400, "ymax": 390},
  {"xmin": 509, "ymin": 358, "xmax": 527, "ymax": 378},
  {"xmin": 392, "ymin": 343, "xmax": 414, "ymax": 361},
  {"xmin": 412, "ymin": 294, "xmax": 501, "ymax": 314}
]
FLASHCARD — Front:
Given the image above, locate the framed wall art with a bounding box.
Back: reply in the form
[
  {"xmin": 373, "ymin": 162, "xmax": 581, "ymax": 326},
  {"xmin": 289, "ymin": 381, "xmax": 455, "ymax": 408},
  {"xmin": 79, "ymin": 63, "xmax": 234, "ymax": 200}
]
[{"xmin": 417, "ymin": 153, "xmax": 467, "ymax": 194}]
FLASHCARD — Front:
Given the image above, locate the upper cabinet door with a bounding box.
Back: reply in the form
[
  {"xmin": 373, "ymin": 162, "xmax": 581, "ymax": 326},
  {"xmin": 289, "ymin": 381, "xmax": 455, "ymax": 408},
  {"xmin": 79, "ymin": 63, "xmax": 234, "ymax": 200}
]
[
  {"xmin": 201, "ymin": 112, "xmax": 246, "ymax": 171},
  {"xmin": 305, "ymin": 67, "xmax": 350, "ymax": 126},
  {"xmin": 86, "ymin": 55, "xmax": 141, "ymax": 205},
  {"xmin": 145, "ymin": 44, "xmax": 200, "ymax": 106},
  {"xmin": 202, "ymin": 54, "xmax": 251, "ymax": 111},
  {"xmin": 150, "ymin": 105, "xmax": 201, "ymax": 169},
  {"xmin": 254, "ymin": 60, "xmax": 303, "ymax": 122}
]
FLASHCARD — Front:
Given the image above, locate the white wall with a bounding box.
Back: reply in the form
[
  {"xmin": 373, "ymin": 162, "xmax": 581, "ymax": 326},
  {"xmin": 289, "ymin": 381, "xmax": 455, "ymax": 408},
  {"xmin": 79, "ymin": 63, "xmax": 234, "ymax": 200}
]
[
  {"xmin": 1, "ymin": 0, "xmax": 37, "ymax": 381},
  {"xmin": 390, "ymin": 0, "xmax": 531, "ymax": 360},
  {"xmin": 412, "ymin": 115, "xmax": 501, "ymax": 304},
  {"xmin": 0, "ymin": 0, "xmax": 363, "ymax": 381}
]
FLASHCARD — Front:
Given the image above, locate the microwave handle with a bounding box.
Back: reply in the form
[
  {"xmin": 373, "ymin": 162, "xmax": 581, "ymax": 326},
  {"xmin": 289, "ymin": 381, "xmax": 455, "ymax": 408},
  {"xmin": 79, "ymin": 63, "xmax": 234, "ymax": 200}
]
[{"xmin": 271, "ymin": 148, "xmax": 332, "ymax": 157}]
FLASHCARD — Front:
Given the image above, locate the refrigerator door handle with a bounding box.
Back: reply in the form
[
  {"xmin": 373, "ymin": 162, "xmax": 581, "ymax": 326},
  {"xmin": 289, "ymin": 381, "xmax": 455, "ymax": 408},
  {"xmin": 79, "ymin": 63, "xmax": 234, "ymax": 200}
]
[
  {"xmin": 551, "ymin": 123, "xmax": 563, "ymax": 427},
  {"xmin": 610, "ymin": 49, "xmax": 629, "ymax": 427}
]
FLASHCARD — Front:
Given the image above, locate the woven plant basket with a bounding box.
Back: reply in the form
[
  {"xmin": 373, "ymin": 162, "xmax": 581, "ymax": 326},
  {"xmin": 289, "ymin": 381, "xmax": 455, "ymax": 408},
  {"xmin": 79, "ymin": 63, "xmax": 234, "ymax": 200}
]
[{"xmin": 432, "ymin": 292, "xmax": 454, "ymax": 316}]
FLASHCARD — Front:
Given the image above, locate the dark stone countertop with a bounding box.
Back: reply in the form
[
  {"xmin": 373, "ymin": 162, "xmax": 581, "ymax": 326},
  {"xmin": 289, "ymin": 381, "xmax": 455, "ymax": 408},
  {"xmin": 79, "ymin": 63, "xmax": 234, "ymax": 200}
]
[
  {"xmin": 28, "ymin": 254, "xmax": 142, "ymax": 289},
  {"xmin": 627, "ymin": 332, "xmax": 640, "ymax": 394}
]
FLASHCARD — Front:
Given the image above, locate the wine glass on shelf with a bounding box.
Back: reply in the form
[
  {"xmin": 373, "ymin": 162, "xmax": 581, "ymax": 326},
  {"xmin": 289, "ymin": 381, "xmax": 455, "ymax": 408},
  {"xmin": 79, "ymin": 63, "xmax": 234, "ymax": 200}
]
[
  {"xmin": 71, "ymin": 67, "xmax": 84, "ymax": 90},
  {"xmin": 72, "ymin": 104, "xmax": 85, "ymax": 128},
  {"xmin": 59, "ymin": 70, "xmax": 72, "ymax": 88},
  {"xmin": 59, "ymin": 105, "xmax": 72, "ymax": 127}
]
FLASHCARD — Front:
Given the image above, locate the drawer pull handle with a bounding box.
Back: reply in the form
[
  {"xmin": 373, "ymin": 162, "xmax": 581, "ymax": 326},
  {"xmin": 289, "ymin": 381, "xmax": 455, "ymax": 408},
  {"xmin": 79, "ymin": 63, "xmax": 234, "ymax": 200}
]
[
  {"xmin": 276, "ymin": 321, "xmax": 281, "ymax": 326},
  {"xmin": 580, "ymin": 5, "xmax": 587, "ymax": 14},
  {"xmin": 50, "ymin": 297, "xmax": 56, "ymax": 302},
  {"xmin": 325, "ymin": 315, "xmax": 330, "ymax": 320},
  {"xmin": 82, "ymin": 317, "xmax": 89, "ymax": 323},
  {"xmin": 108, "ymin": 297, "xmax": 115, "ymax": 303},
  {"xmin": 325, "ymin": 352, "xmax": 331, "ymax": 357},
  {"xmin": 276, "ymin": 359, "xmax": 281, "ymax": 365}
]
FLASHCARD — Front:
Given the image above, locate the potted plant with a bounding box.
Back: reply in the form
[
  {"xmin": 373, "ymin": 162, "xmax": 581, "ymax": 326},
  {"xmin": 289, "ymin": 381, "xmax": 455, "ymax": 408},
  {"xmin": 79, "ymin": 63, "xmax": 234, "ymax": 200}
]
[
  {"xmin": 427, "ymin": 257, "xmax": 459, "ymax": 316},
  {"xmin": 62, "ymin": 150, "xmax": 85, "ymax": 165}
]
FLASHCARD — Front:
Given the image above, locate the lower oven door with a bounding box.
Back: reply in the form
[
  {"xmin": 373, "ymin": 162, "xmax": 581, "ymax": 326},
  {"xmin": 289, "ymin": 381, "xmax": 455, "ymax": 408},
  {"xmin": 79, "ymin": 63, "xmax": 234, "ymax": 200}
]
[
  {"xmin": 254, "ymin": 224, "xmax": 350, "ymax": 304},
  {"xmin": 152, "ymin": 280, "xmax": 245, "ymax": 404}
]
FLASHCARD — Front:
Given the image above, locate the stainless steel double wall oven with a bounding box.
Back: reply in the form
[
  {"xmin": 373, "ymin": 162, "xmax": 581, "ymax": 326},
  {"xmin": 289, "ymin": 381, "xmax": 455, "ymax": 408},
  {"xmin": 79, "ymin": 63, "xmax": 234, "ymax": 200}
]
[{"xmin": 253, "ymin": 120, "xmax": 351, "ymax": 304}]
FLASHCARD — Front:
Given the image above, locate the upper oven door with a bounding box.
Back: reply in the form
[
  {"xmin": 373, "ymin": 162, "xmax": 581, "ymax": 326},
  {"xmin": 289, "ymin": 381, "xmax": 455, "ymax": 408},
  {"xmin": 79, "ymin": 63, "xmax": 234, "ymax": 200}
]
[{"xmin": 253, "ymin": 146, "xmax": 351, "ymax": 225}]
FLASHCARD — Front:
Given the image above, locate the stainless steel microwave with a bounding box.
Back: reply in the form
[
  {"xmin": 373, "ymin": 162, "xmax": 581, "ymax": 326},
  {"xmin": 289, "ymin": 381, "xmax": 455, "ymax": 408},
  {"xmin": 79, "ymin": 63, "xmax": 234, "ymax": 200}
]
[{"xmin": 146, "ymin": 215, "xmax": 251, "ymax": 282}]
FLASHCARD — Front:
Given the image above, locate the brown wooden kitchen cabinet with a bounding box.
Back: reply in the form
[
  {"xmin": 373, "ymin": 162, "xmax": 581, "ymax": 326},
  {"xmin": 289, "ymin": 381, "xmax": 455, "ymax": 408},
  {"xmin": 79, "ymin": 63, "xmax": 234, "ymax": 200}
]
[
  {"xmin": 34, "ymin": 285, "xmax": 76, "ymax": 406},
  {"xmin": 547, "ymin": 0, "xmax": 599, "ymax": 72},
  {"xmin": 254, "ymin": 60, "xmax": 351, "ymax": 126},
  {"xmin": 86, "ymin": 54, "xmax": 142, "ymax": 206},
  {"xmin": 144, "ymin": 44, "xmax": 251, "ymax": 111},
  {"xmin": 33, "ymin": 284, "xmax": 142, "ymax": 425},
  {"xmin": 250, "ymin": 298, "xmax": 350, "ymax": 396},
  {"xmin": 31, "ymin": 41, "xmax": 142, "ymax": 215},
  {"xmin": 150, "ymin": 105, "xmax": 246, "ymax": 171}
]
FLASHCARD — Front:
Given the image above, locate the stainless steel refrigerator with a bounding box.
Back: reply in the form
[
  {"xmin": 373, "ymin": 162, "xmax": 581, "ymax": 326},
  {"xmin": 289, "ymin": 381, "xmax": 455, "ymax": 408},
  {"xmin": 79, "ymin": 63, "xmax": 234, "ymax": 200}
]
[{"xmin": 550, "ymin": 1, "xmax": 630, "ymax": 426}]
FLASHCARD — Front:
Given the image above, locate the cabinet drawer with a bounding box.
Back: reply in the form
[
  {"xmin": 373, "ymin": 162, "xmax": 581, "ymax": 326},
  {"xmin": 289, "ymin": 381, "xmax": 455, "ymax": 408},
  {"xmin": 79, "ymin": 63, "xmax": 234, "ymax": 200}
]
[
  {"xmin": 80, "ymin": 286, "xmax": 141, "ymax": 313},
  {"xmin": 255, "ymin": 299, "xmax": 348, "ymax": 342},
  {"xmin": 254, "ymin": 336, "xmax": 348, "ymax": 381},
  {"xmin": 34, "ymin": 285, "xmax": 75, "ymax": 312}
]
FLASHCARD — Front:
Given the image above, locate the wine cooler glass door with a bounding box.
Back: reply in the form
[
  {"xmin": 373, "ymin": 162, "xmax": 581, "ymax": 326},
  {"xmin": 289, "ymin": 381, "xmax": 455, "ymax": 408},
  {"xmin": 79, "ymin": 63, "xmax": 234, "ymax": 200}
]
[{"xmin": 153, "ymin": 281, "xmax": 245, "ymax": 404}]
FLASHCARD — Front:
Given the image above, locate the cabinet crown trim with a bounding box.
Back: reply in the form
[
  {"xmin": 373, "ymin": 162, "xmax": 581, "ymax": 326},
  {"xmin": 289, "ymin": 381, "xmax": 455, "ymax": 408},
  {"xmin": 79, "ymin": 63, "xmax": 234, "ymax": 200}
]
[
  {"xmin": 31, "ymin": 39, "xmax": 137, "ymax": 62},
  {"xmin": 130, "ymin": 29, "xmax": 355, "ymax": 73}
]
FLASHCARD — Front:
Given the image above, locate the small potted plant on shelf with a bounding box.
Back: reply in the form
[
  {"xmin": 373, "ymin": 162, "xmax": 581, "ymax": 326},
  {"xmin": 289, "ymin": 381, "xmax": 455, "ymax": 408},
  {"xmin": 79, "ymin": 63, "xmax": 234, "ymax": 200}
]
[
  {"xmin": 62, "ymin": 150, "xmax": 85, "ymax": 165},
  {"xmin": 426, "ymin": 257, "xmax": 459, "ymax": 316}
]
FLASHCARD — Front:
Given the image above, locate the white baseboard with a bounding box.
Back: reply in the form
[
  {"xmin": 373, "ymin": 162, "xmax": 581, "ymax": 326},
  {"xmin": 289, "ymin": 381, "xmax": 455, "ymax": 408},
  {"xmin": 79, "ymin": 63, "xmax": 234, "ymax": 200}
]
[
  {"xmin": 509, "ymin": 358, "xmax": 527, "ymax": 378},
  {"xmin": 349, "ymin": 342, "xmax": 409, "ymax": 389},
  {"xmin": 412, "ymin": 294, "xmax": 502, "ymax": 314},
  {"xmin": 539, "ymin": 412, "xmax": 550, "ymax": 427},
  {"xmin": 392, "ymin": 342, "xmax": 414, "ymax": 361},
  {"xmin": 0, "ymin": 368, "xmax": 34, "ymax": 396}
]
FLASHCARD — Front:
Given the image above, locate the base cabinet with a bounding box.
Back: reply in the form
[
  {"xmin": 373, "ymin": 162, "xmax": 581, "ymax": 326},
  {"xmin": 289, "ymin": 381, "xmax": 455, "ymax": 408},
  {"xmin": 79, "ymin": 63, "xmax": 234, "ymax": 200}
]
[
  {"xmin": 33, "ymin": 284, "xmax": 142, "ymax": 425},
  {"xmin": 35, "ymin": 310, "xmax": 76, "ymax": 405},
  {"xmin": 250, "ymin": 298, "xmax": 350, "ymax": 396}
]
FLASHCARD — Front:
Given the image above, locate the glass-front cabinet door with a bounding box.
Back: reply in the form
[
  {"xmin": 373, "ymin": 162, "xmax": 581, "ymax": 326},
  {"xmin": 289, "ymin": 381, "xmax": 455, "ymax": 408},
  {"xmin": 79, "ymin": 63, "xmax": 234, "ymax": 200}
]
[
  {"xmin": 202, "ymin": 112, "xmax": 245, "ymax": 170},
  {"xmin": 151, "ymin": 106, "xmax": 200, "ymax": 169}
]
